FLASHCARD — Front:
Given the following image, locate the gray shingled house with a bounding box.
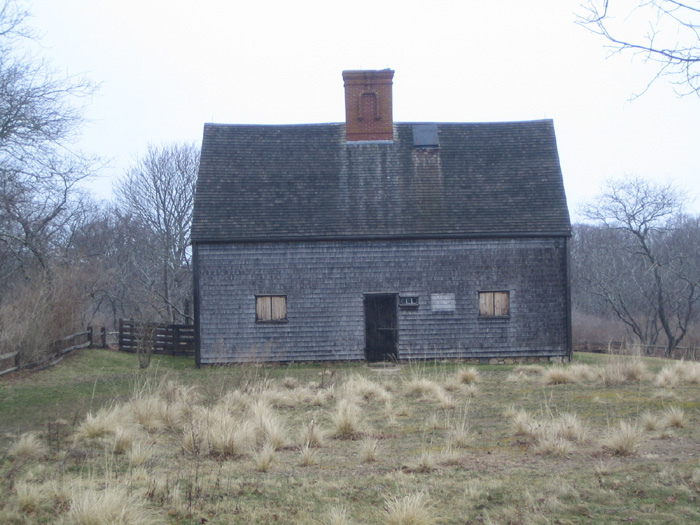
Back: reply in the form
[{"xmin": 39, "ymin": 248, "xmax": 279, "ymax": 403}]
[{"xmin": 191, "ymin": 69, "xmax": 572, "ymax": 365}]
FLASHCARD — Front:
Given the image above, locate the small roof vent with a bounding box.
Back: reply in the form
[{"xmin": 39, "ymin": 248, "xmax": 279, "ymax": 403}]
[{"xmin": 412, "ymin": 124, "xmax": 439, "ymax": 147}]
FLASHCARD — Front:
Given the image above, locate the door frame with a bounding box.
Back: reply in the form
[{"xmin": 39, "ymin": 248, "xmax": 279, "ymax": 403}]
[{"xmin": 363, "ymin": 293, "xmax": 399, "ymax": 362}]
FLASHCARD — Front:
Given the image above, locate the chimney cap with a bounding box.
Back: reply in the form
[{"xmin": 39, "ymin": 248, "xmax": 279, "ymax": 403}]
[{"xmin": 342, "ymin": 69, "xmax": 394, "ymax": 83}]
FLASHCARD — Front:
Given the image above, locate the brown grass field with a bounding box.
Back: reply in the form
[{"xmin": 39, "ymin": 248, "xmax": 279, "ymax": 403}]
[{"xmin": 1, "ymin": 350, "xmax": 699, "ymax": 524}]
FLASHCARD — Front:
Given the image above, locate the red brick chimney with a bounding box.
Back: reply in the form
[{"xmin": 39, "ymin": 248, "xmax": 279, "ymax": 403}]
[{"xmin": 343, "ymin": 69, "xmax": 394, "ymax": 142}]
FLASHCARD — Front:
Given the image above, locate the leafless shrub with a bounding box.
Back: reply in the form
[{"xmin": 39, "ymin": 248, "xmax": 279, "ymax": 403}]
[{"xmin": 0, "ymin": 267, "xmax": 88, "ymax": 366}]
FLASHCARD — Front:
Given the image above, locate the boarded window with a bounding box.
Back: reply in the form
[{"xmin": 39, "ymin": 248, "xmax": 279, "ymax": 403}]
[
  {"xmin": 479, "ymin": 291, "xmax": 510, "ymax": 317},
  {"xmin": 431, "ymin": 293, "xmax": 456, "ymax": 312},
  {"xmin": 256, "ymin": 295, "xmax": 287, "ymax": 322}
]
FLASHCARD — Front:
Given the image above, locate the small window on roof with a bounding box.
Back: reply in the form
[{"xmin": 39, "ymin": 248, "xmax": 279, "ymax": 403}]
[{"xmin": 413, "ymin": 124, "xmax": 439, "ymax": 147}]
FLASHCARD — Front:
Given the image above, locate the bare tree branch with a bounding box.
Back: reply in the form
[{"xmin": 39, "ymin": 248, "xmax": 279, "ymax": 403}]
[{"xmin": 578, "ymin": 1, "xmax": 700, "ymax": 97}]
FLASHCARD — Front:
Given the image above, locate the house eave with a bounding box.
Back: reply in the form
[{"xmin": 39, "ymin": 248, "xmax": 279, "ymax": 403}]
[{"xmin": 191, "ymin": 230, "xmax": 572, "ymax": 245}]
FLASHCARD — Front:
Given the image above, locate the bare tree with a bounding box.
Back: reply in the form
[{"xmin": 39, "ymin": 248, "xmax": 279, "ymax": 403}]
[
  {"xmin": 580, "ymin": 176, "xmax": 700, "ymax": 355},
  {"xmin": 0, "ymin": 0, "xmax": 97, "ymax": 279},
  {"xmin": 114, "ymin": 143, "xmax": 199, "ymax": 324},
  {"xmin": 0, "ymin": 0, "xmax": 100, "ymax": 364},
  {"xmin": 578, "ymin": 1, "xmax": 700, "ymax": 97}
]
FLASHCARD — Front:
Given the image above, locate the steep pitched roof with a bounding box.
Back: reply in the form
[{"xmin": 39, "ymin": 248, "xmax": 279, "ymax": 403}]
[{"xmin": 191, "ymin": 120, "xmax": 571, "ymax": 242}]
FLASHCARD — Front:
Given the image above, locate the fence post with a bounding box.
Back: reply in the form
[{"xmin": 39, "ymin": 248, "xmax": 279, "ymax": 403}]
[
  {"xmin": 100, "ymin": 327, "xmax": 106, "ymax": 348},
  {"xmin": 173, "ymin": 325, "xmax": 180, "ymax": 356},
  {"xmin": 87, "ymin": 326, "xmax": 93, "ymax": 348}
]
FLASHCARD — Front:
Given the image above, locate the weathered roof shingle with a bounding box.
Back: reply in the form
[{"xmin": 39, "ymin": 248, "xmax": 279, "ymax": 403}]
[{"xmin": 192, "ymin": 120, "xmax": 571, "ymax": 242}]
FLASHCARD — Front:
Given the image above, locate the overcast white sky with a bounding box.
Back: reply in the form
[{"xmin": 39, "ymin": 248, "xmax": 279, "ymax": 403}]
[{"xmin": 25, "ymin": 0, "xmax": 700, "ymax": 220}]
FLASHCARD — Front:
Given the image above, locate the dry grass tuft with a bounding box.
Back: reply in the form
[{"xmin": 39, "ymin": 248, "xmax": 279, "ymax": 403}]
[
  {"xmin": 330, "ymin": 399, "xmax": 363, "ymax": 439},
  {"xmin": 463, "ymin": 383, "xmax": 478, "ymax": 398},
  {"xmin": 662, "ymin": 406, "xmax": 685, "ymax": 428},
  {"xmin": 68, "ymin": 485, "xmax": 160, "ymax": 525},
  {"xmin": 553, "ymin": 413, "xmax": 587, "ymax": 442},
  {"xmin": 603, "ymin": 421, "xmax": 641, "ymax": 456},
  {"xmin": 679, "ymin": 361, "xmax": 700, "ymax": 384},
  {"xmin": 298, "ymin": 442, "xmax": 318, "ymax": 467},
  {"xmin": 326, "ymin": 506, "xmax": 353, "ymax": 525},
  {"xmin": 404, "ymin": 377, "xmax": 439, "ymax": 396},
  {"xmin": 9, "ymin": 432, "xmax": 48, "ymax": 460},
  {"xmin": 542, "ymin": 366, "xmax": 578, "ymax": 385},
  {"xmin": 129, "ymin": 441, "xmax": 154, "ymax": 467},
  {"xmin": 447, "ymin": 420, "xmax": 471, "ymax": 449},
  {"xmin": 74, "ymin": 408, "xmax": 116, "ymax": 440},
  {"xmin": 207, "ymin": 406, "xmax": 254, "ymax": 458},
  {"xmin": 534, "ymin": 435, "xmax": 573, "ymax": 456},
  {"xmin": 130, "ymin": 394, "xmax": 168, "ymax": 432},
  {"xmin": 282, "ymin": 376, "xmax": 300, "ymax": 389},
  {"xmin": 360, "ymin": 437, "xmax": 380, "ymax": 463},
  {"xmin": 345, "ymin": 374, "xmax": 391, "ymax": 403},
  {"xmin": 512, "ymin": 409, "xmax": 537, "ymax": 437},
  {"xmin": 640, "ymin": 411, "xmax": 662, "ymax": 431},
  {"xmin": 654, "ymin": 366, "xmax": 680, "ymax": 389},
  {"xmin": 250, "ymin": 400, "xmax": 288, "ymax": 450},
  {"xmin": 567, "ymin": 364, "xmax": 600, "ymax": 382},
  {"xmin": 15, "ymin": 481, "xmax": 43, "ymax": 514},
  {"xmin": 414, "ymin": 451, "xmax": 436, "ymax": 473},
  {"xmin": 298, "ymin": 418, "xmax": 325, "ymax": 448},
  {"xmin": 384, "ymin": 492, "xmax": 438, "ymax": 525},
  {"xmin": 455, "ymin": 367, "xmax": 479, "ymax": 384},
  {"xmin": 253, "ymin": 442, "xmax": 277, "ymax": 472},
  {"xmin": 439, "ymin": 446, "xmax": 461, "ymax": 466},
  {"xmin": 112, "ymin": 427, "xmax": 136, "ymax": 455},
  {"xmin": 601, "ymin": 358, "xmax": 647, "ymax": 385},
  {"xmin": 434, "ymin": 388, "xmax": 456, "ymax": 409}
]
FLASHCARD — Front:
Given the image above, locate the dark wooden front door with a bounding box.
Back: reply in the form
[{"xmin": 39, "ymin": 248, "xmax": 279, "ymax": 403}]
[{"xmin": 364, "ymin": 294, "xmax": 398, "ymax": 362}]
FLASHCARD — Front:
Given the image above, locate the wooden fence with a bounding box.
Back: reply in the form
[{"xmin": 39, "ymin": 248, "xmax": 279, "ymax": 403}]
[
  {"xmin": 118, "ymin": 319, "xmax": 195, "ymax": 357},
  {"xmin": 575, "ymin": 341, "xmax": 699, "ymax": 361},
  {"xmin": 0, "ymin": 326, "xmax": 106, "ymax": 377}
]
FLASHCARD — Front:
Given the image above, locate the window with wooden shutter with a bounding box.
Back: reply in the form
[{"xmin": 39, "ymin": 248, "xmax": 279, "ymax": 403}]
[
  {"xmin": 256, "ymin": 295, "xmax": 287, "ymax": 322},
  {"xmin": 478, "ymin": 291, "xmax": 509, "ymax": 317}
]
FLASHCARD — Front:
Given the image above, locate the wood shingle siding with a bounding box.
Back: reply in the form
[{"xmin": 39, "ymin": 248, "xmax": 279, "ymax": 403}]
[{"xmin": 195, "ymin": 237, "xmax": 569, "ymax": 363}]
